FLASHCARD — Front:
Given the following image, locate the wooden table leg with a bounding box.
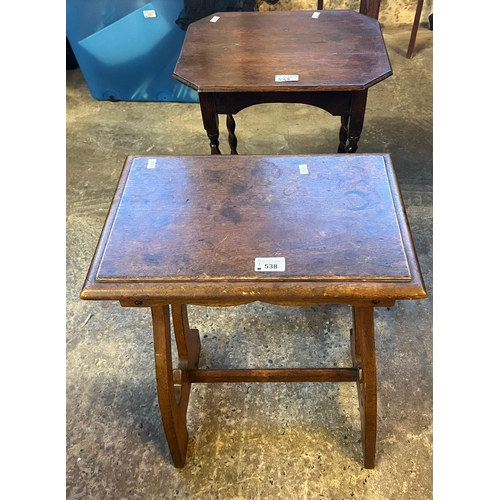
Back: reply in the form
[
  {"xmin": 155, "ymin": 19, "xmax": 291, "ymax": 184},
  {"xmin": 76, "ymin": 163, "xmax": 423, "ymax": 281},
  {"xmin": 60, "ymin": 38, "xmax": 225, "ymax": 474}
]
[
  {"xmin": 226, "ymin": 114, "xmax": 238, "ymax": 154},
  {"xmin": 351, "ymin": 305, "xmax": 377, "ymax": 468},
  {"xmin": 151, "ymin": 304, "xmax": 201, "ymax": 468},
  {"xmin": 359, "ymin": 0, "xmax": 382, "ymax": 20},
  {"xmin": 199, "ymin": 93, "xmax": 221, "ymax": 154},
  {"xmin": 346, "ymin": 90, "xmax": 368, "ymax": 153},
  {"xmin": 338, "ymin": 114, "xmax": 349, "ymax": 153},
  {"xmin": 406, "ymin": 0, "xmax": 425, "ymax": 59}
]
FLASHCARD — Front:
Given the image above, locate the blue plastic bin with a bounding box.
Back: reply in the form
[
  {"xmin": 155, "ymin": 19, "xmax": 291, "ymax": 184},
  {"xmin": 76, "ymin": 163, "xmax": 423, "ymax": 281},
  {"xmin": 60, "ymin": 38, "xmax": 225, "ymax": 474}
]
[{"xmin": 66, "ymin": 0, "xmax": 199, "ymax": 102}]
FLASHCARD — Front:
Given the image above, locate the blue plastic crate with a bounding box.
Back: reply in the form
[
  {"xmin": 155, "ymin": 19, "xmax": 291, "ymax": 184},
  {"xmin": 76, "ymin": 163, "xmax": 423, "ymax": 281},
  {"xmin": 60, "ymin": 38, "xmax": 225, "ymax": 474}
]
[{"xmin": 66, "ymin": 0, "xmax": 199, "ymax": 102}]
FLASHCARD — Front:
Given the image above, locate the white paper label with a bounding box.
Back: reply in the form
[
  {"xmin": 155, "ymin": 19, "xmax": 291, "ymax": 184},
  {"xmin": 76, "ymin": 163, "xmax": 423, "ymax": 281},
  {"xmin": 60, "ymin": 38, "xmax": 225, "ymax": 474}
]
[
  {"xmin": 143, "ymin": 10, "xmax": 156, "ymax": 18},
  {"xmin": 275, "ymin": 75, "xmax": 299, "ymax": 82},
  {"xmin": 255, "ymin": 257, "xmax": 286, "ymax": 272},
  {"xmin": 299, "ymin": 164, "xmax": 309, "ymax": 175},
  {"xmin": 147, "ymin": 159, "xmax": 156, "ymax": 169},
  {"xmin": 312, "ymin": 12, "xmax": 321, "ymax": 19},
  {"xmin": 210, "ymin": 16, "xmax": 220, "ymax": 22}
]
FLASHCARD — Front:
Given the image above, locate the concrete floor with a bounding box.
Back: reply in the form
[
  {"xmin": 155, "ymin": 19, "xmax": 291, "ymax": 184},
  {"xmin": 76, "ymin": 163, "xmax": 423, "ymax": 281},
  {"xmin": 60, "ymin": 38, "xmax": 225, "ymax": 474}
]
[{"xmin": 66, "ymin": 24, "xmax": 433, "ymax": 499}]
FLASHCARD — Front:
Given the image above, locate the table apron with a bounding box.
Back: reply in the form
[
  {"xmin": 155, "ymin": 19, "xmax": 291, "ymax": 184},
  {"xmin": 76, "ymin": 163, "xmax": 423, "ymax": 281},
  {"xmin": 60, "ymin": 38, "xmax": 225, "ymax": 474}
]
[
  {"xmin": 118, "ymin": 298, "xmax": 397, "ymax": 308},
  {"xmin": 213, "ymin": 91, "xmax": 354, "ymax": 116}
]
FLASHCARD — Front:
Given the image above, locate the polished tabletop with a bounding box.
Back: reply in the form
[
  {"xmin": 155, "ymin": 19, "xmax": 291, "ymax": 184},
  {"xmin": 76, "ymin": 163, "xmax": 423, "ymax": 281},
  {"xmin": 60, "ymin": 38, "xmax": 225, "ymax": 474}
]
[
  {"xmin": 173, "ymin": 10, "xmax": 392, "ymax": 93},
  {"xmin": 81, "ymin": 154, "xmax": 426, "ymax": 304}
]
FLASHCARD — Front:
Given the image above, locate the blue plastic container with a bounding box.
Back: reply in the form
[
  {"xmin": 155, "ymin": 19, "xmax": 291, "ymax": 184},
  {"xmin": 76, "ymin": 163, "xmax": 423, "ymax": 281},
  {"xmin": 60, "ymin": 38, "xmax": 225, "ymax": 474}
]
[{"xmin": 66, "ymin": 0, "xmax": 199, "ymax": 102}]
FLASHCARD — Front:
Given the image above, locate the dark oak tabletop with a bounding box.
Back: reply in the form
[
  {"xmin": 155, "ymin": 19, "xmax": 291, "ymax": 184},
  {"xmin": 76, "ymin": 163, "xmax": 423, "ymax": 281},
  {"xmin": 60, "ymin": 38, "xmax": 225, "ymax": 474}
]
[
  {"xmin": 173, "ymin": 10, "xmax": 392, "ymax": 93},
  {"xmin": 81, "ymin": 154, "xmax": 426, "ymax": 304}
]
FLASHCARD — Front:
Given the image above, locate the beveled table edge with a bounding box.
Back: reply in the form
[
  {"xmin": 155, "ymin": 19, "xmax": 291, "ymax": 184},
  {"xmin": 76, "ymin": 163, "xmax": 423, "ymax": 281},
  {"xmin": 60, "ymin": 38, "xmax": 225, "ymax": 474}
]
[{"xmin": 171, "ymin": 74, "xmax": 394, "ymax": 93}]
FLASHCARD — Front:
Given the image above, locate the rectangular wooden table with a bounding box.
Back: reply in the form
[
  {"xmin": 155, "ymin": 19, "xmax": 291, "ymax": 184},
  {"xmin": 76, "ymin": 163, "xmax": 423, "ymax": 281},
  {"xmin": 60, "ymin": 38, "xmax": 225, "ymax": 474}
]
[
  {"xmin": 172, "ymin": 10, "xmax": 392, "ymax": 154},
  {"xmin": 81, "ymin": 153, "xmax": 426, "ymax": 469}
]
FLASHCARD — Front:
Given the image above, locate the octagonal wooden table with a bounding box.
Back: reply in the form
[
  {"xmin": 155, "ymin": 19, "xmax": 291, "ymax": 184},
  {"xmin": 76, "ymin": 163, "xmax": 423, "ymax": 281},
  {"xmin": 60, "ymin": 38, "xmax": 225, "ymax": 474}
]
[
  {"xmin": 173, "ymin": 10, "xmax": 392, "ymax": 154},
  {"xmin": 80, "ymin": 153, "xmax": 426, "ymax": 469}
]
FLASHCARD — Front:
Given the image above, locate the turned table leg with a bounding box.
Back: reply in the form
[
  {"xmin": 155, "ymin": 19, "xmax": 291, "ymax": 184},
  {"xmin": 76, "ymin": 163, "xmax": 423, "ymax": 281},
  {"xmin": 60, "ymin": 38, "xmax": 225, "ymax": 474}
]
[
  {"xmin": 151, "ymin": 304, "xmax": 201, "ymax": 468},
  {"xmin": 351, "ymin": 305, "xmax": 377, "ymax": 468},
  {"xmin": 338, "ymin": 114, "xmax": 349, "ymax": 153},
  {"xmin": 199, "ymin": 93, "xmax": 221, "ymax": 154},
  {"xmin": 226, "ymin": 114, "xmax": 238, "ymax": 154},
  {"xmin": 338, "ymin": 90, "xmax": 368, "ymax": 153}
]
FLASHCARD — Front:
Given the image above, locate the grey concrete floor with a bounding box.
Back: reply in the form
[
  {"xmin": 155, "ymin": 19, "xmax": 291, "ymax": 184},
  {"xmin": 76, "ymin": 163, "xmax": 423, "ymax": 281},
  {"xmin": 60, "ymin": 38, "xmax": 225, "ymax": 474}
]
[{"xmin": 67, "ymin": 24, "xmax": 433, "ymax": 499}]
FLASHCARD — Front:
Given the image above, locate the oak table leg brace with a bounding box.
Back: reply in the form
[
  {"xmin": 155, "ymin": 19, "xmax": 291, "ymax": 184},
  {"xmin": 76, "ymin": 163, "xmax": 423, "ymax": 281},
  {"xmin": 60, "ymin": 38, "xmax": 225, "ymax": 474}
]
[
  {"xmin": 351, "ymin": 306, "xmax": 377, "ymax": 469},
  {"xmin": 152, "ymin": 304, "xmax": 200, "ymax": 468},
  {"xmin": 152, "ymin": 302, "xmax": 377, "ymax": 469},
  {"xmin": 199, "ymin": 89, "xmax": 369, "ymax": 156}
]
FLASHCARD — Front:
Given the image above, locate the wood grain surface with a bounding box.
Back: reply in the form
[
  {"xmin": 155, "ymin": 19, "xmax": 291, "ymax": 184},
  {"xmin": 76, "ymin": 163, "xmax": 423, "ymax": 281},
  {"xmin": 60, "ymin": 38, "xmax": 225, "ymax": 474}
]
[
  {"xmin": 173, "ymin": 10, "xmax": 392, "ymax": 92},
  {"xmin": 81, "ymin": 154, "xmax": 426, "ymax": 304}
]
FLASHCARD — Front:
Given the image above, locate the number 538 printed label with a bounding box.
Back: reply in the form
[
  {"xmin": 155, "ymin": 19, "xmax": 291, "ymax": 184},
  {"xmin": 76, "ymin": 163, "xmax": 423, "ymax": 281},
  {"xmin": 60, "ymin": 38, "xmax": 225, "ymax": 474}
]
[{"xmin": 255, "ymin": 257, "xmax": 286, "ymax": 272}]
